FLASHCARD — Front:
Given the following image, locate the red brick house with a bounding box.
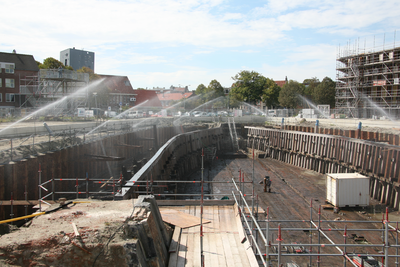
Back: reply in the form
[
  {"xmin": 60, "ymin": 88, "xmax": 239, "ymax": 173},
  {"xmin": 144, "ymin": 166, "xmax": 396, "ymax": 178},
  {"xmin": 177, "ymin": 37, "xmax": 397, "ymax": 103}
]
[
  {"xmin": 99, "ymin": 75, "xmax": 163, "ymax": 111},
  {"xmin": 99, "ymin": 74, "xmax": 136, "ymax": 109},
  {"xmin": 274, "ymin": 76, "xmax": 288, "ymax": 87},
  {"xmin": 133, "ymin": 90, "xmax": 162, "ymax": 108},
  {"xmin": 157, "ymin": 92, "xmax": 193, "ymax": 107},
  {"xmin": 0, "ymin": 52, "xmax": 39, "ymax": 115}
]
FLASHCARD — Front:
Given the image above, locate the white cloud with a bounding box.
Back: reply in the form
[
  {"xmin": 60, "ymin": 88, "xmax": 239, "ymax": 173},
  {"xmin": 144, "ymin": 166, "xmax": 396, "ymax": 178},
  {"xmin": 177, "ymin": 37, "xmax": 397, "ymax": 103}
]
[
  {"xmin": 283, "ymin": 44, "xmax": 336, "ymax": 63},
  {"xmin": 1, "ymin": 0, "xmax": 285, "ymax": 54},
  {"xmin": 276, "ymin": 0, "xmax": 399, "ymax": 33},
  {"xmin": 259, "ymin": 43, "xmax": 337, "ymax": 81},
  {"xmin": 1, "ymin": 0, "xmax": 398, "ymax": 89}
]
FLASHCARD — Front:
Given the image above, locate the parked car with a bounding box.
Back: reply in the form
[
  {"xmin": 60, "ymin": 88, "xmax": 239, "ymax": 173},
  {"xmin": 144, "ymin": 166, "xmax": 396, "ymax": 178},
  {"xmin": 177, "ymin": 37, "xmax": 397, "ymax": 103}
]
[
  {"xmin": 127, "ymin": 110, "xmax": 143, "ymax": 118},
  {"xmin": 194, "ymin": 112, "xmax": 208, "ymax": 117},
  {"xmin": 191, "ymin": 111, "xmax": 202, "ymax": 117},
  {"xmin": 104, "ymin": 111, "xmax": 117, "ymax": 118},
  {"xmin": 218, "ymin": 111, "xmax": 228, "ymax": 117}
]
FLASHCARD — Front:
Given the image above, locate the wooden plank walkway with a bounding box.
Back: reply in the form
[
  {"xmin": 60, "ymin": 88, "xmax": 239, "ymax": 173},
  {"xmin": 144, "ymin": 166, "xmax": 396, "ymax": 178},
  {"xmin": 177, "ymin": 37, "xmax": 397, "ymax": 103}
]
[{"xmin": 165, "ymin": 205, "xmax": 258, "ymax": 267}]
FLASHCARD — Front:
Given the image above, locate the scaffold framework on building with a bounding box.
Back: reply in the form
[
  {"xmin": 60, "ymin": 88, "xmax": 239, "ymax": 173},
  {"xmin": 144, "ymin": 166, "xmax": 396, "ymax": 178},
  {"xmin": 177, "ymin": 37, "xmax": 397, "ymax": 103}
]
[{"xmin": 336, "ymin": 31, "xmax": 400, "ymax": 119}]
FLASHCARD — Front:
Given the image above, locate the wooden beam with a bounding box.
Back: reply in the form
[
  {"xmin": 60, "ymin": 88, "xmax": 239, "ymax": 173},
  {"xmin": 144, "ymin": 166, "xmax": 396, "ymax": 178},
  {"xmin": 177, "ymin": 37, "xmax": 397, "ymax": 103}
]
[
  {"xmin": 113, "ymin": 143, "xmax": 143, "ymax": 148},
  {"xmin": 83, "ymin": 154, "xmax": 125, "ymax": 161},
  {"xmin": 0, "ymin": 200, "xmax": 57, "ymax": 206},
  {"xmin": 156, "ymin": 199, "xmax": 235, "ymax": 206},
  {"xmin": 136, "ymin": 137, "xmax": 155, "ymax": 141}
]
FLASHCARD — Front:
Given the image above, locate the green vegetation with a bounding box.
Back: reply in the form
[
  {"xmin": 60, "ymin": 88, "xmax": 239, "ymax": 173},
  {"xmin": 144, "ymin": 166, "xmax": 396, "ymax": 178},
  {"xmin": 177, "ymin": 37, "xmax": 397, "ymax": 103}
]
[
  {"xmin": 193, "ymin": 71, "xmax": 336, "ymax": 110},
  {"xmin": 278, "ymin": 80, "xmax": 305, "ymax": 109},
  {"xmin": 37, "ymin": 57, "xmax": 73, "ymax": 70}
]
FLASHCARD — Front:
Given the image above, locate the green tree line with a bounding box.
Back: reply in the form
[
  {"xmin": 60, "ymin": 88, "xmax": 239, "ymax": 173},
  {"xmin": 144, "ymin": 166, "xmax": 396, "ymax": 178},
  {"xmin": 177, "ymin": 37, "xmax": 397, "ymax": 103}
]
[{"xmin": 195, "ymin": 71, "xmax": 336, "ymax": 109}]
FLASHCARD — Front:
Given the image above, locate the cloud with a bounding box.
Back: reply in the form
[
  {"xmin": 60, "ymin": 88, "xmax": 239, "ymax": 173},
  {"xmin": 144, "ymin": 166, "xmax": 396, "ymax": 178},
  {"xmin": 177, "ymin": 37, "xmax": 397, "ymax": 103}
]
[
  {"xmin": 1, "ymin": 0, "xmax": 398, "ymax": 90},
  {"xmin": 283, "ymin": 44, "xmax": 336, "ymax": 63},
  {"xmin": 1, "ymin": 0, "xmax": 285, "ymax": 54}
]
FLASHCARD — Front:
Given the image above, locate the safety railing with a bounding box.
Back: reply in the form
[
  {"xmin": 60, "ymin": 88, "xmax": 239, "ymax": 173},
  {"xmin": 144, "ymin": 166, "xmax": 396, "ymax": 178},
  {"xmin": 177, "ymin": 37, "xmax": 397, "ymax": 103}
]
[
  {"xmin": 38, "ymin": 164, "xmax": 123, "ymax": 211},
  {"xmin": 231, "ymin": 175, "xmax": 400, "ymax": 266}
]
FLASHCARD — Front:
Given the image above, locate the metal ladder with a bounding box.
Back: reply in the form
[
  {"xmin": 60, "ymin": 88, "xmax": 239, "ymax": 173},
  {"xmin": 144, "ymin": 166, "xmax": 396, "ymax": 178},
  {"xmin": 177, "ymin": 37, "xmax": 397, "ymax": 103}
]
[{"xmin": 228, "ymin": 117, "xmax": 239, "ymax": 151}]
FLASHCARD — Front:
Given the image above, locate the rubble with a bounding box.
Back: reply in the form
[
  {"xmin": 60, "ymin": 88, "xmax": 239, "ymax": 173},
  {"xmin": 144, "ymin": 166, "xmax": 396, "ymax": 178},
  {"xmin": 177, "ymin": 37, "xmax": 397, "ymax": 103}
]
[{"xmin": 0, "ymin": 196, "xmax": 173, "ymax": 267}]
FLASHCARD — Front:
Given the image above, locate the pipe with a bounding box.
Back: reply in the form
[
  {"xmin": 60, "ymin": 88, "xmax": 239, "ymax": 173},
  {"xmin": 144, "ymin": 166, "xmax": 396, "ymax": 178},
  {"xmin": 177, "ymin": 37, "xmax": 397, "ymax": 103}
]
[
  {"xmin": 0, "ymin": 212, "xmax": 45, "ymax": 224},
  {"xmin": 0, "ymin": 201, "xmax": 87, "ymax": 225}
]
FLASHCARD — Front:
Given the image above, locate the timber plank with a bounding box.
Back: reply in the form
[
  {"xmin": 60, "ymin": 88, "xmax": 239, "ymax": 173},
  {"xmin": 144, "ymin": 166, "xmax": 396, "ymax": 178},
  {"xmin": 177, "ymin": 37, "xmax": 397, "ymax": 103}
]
[
  {"xmin": 169, "ymin": 226, "xmax": 182, "ymax": 253},
  {"xmin": 215, "ymin": 232, "xmax": 226, "ymax": 266},
  {"xmin": 176, "ymin": 231, "xmax": 188, "ymax": 267},
  {"xmin": 193, "ymin": 232, "xmax": 201, "ymax": 267},
  {"xmin": 160, "ymin": 209, "xmax": 210, "ymax": 229},
  {"xmin": 228, "ymin": 233, "xmax": 243, "ymax": 267},
  {"xmin": 221, "ymin": 233, "xmax": 235, "ymax": 267},
  {"xmin": 204, "ymin": 229, "xmax": 211, "ymax": 267}
]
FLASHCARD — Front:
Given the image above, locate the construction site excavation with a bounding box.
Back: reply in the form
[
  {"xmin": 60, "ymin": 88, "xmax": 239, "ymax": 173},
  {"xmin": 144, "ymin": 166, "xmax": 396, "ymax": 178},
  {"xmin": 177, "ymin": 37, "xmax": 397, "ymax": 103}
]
[
  {"xmin": 2, "ymin": 45, "xmax": 400, "ymax": 265},
  {"xmin": 0, "ymin": 105, "xmax": 400, "ymax": 267}
]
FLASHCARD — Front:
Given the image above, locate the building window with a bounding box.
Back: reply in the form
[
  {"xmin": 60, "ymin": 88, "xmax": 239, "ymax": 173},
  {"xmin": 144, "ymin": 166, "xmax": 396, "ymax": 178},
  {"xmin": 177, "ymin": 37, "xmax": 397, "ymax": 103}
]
[
  {"xmin": 0, "ymin": 78, "xmax": 2, "ymax": 87},
  {"xmin": 6, "ymin": 93, "xmax": 15, "ymax": 102},
  {"xmin": 5, "ymin": 64, "xmax": 14, "ymax": 74},
  {"xmin": 0, "ymin": 94, "xmax": 2, "ymax": 102},
  {"xmin": 124, "ymin": 80, "xmax": 130, "ymax": 86},
  {"xmin": 5, "ymin": 78, "xmax": 14, "ymax": 88}
]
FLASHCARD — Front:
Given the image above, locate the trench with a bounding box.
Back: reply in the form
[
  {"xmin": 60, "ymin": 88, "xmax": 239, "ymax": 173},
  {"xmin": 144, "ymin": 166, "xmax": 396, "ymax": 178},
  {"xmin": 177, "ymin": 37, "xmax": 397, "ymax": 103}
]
[{"xmin": 1, "ymin": 122, "xmax": 400, "ymax": 223}]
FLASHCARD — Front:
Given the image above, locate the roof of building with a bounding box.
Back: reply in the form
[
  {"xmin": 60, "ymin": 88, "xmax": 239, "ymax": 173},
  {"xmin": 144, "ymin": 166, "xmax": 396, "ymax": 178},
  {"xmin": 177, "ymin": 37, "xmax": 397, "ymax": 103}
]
[
  {"xmin": 0, "ymin": 52, "xmax": 39, "ymax": 71},
  {"xmin": 275, "ymin": 80, "xmax": 286, "ymax": 87},
  {"xmin": 99, "ymin": 74, "xmax": 135, "ymax": 94},
  {"xmin": 172, "ymin": 87, "xmax": 187, "ymax": 93},
  {"xmin": 134, "ymin": 90, "xmax": 162, "ymax": 107},
  {"xmin": 157, "ymin": 92, "xmax": 193, "ymax": 102}
]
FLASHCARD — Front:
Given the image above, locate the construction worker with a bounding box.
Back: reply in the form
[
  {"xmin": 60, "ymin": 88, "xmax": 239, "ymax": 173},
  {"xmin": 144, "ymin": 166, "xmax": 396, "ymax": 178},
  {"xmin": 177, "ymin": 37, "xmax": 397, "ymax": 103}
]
[{"xmin": 264, "ymin": 176, "xmax": 272, "ymax": 193}]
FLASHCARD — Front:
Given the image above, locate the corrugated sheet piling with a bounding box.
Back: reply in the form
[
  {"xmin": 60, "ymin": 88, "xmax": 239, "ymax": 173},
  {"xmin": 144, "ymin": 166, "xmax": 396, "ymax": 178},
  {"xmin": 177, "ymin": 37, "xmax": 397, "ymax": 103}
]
[{"xmin": 246, "ymin": 126, "xmax": 400, "ymax": 210}]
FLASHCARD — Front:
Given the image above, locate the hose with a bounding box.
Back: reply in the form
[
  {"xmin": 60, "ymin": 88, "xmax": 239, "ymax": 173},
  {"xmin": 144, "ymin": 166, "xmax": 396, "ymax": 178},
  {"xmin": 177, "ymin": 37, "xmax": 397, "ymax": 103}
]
[
  {"xmin": 0, "ymin": 200, "xmax": 90, "ymax": 225},
  {"xmin": 0, "ymin": 212, "xmax": 45, "ymax": 225}
]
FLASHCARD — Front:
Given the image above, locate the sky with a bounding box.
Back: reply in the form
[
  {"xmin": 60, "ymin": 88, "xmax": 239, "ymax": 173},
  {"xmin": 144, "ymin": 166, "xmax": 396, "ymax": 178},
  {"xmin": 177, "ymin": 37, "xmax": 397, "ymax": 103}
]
[{"xmin": 1, "ymin": 0, "xmax": 399, "ymax": 91}]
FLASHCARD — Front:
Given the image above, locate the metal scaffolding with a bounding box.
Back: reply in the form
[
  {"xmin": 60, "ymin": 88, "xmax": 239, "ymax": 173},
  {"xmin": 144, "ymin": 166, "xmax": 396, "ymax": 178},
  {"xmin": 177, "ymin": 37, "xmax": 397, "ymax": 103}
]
[
  {"xmin": 230, "ymin": 177, "xmax": 400, "ymax": 267},
  {"xmin": 19, "ymin": 69, "xmax": 89, "ymax": 114},
  {"xmin": 335, "ymin": 31, "xmax": 400, "ymax": 119}
]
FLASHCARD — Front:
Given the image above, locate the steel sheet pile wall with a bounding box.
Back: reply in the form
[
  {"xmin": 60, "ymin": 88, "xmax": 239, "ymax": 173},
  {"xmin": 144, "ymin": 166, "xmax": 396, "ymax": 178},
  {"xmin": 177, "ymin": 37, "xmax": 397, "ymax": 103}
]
[
  {"xmin": 246, "ymin": 126, "xmax": 400, "ymax": 209},
  {"xmin": 122, "ymin": 128, "xmax": 223, "ymax": 199},
  {"xmin": 284, "ymin": 124, "xmax": 400, "ymax": 145},
  {"xmin": 0, "ymin": 126, "xmax": 183, "ymax": 221}
]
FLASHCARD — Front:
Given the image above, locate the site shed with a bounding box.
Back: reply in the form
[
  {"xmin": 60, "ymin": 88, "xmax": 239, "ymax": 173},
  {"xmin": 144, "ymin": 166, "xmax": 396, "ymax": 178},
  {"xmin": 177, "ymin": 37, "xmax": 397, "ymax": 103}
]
[{"xmin": 326, "ymin": 173, "xmax": 370, "ymax": 207}]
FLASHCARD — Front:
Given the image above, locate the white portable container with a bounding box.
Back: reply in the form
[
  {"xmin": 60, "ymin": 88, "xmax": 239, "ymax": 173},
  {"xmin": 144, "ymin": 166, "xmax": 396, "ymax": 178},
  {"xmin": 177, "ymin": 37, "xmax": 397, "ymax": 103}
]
[{"xmin": 326, "ymin": 173, "xmax": 370, "ymax": 207}]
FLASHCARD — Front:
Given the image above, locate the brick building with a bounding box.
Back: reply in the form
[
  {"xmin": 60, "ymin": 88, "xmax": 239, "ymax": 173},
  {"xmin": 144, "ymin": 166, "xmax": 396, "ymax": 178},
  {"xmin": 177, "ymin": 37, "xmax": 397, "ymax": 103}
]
[{"xmin": 0, "ymin": 52, "xmax": 39, "ymax": 116}]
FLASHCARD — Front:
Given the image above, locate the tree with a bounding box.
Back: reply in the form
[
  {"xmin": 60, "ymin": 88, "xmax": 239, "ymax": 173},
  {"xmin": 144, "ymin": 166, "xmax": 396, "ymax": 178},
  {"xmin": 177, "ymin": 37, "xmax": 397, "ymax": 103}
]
[
  {"xmin": 313, "ymin": 77, "xmax": 336, "ymax": 107},
  {"xmin": 303, "ymin": 77, "xmax": 320, "ymax": 100},
  {"xmin": 230, "ymin": 70, "xmax": 265, "ymax": 104},
  {"xmin": 194, "ymin": 80, "xmax": 225, "ymax": 107},
  {"xmin": 261, "ymin": 79, "xmax": 281, "ymax": 109},
  {"xmin": 39, "ymin": 57, "xmax": 73, "ymax": 70},
  {"xmin": 195, "ymin": 84, "xmax": 207, "ymax": 95},
  {"xmin": 278, "ymin": 80, "xmax": 305, "ymax": 108},
  {"xmin": 77, "ymin": 66, "xmax": 100, "ymax": 81},
  {"xmin": 207, "ymin": 79, "xmax": 224, "ymax": 98}
]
